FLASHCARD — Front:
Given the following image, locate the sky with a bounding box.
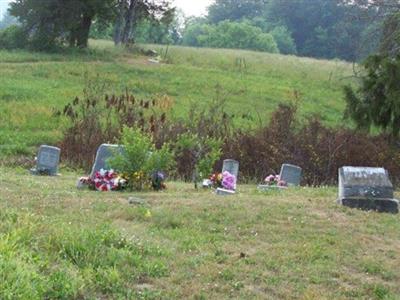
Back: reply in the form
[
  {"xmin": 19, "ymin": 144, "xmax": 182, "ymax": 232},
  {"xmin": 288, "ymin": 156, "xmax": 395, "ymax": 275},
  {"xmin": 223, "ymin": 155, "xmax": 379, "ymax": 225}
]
[
  {"xmin": 0, "ymin": 0, "xmax": 214, "ymax": 19},
  {"xmin": 0, "ymin": 0, "xmax": 11, "ymax": 18},
  {"xmin": 173, "ymin": 0, "xmax": 214, "ymax": 17}
]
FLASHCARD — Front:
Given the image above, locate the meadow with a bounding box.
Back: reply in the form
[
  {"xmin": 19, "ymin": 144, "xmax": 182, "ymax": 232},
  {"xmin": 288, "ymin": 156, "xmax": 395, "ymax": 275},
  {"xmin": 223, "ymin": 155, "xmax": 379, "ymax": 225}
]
[
  {"xmin": 1, "ymin": 42, "xmax": 399, "ymax": 299},
  {"xmin": 0, "ymin": 40, "xmax": 353, "ymax": 158},
  {"xmin": 0, "ymin": 167, "xmax": 399, "ymax": 299}
]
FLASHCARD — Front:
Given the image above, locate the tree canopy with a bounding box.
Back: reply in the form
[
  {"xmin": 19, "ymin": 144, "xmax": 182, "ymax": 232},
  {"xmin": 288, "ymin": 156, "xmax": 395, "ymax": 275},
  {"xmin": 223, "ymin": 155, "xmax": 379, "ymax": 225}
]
[
  {"xmin": 344, "ymin": 10, "xmax": 400, "ymax": 137},
  {"xmin": 7, "ymin": 0, "xmax": 173, "ymax": 50}
]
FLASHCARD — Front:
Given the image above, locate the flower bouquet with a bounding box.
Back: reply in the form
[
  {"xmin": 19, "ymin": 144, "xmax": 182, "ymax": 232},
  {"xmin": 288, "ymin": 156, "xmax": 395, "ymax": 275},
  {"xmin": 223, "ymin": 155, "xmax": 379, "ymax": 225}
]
[
  {"xmin": 264, "ymin": 174, "xmax": 287, "ymax": 187},
  {"xmin": 151, "ymin": 171, "xmax": 167, "ymax": 191},
  {"xmin": 77, "ymin": 169, "xmax": 126, "ymax": 192},
  {"xmin": 210, "ymin": 171, "xmax": 236, "ymax": 191}
]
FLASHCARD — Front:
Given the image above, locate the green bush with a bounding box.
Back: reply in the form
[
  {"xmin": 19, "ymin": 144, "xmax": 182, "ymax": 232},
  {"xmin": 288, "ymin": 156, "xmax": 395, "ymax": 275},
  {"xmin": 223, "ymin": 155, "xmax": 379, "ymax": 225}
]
[
  {"xmin": 0, "ymin": 25, "xmax": 28, "ymax": 50},
  {"xmin": 182, "ymin": 21, "xmax": 279, "ymax": 53},
  {"xmin": 270, "ymin": 26, "xmax": 297, "ymax": 55},
  {"xmin": 110, "ymin": 127, "xmax": 175, "ymax": 190}
]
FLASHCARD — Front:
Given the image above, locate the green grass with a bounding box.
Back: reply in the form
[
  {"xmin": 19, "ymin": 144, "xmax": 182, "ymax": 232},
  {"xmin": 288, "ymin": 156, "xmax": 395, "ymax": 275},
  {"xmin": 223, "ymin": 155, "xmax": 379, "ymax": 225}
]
[
  {"xmin": 0, "ymin": 40, "xmax": 353, "ymax": 157},
  {"xmin": 0, "ymin": 167, "xmax": 399, "ymax": 299}
]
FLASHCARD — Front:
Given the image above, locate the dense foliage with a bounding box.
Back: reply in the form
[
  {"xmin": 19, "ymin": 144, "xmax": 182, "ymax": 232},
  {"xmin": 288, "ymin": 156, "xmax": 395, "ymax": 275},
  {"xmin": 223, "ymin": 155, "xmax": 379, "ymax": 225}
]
[
  {"xmin": 344, "ymin": 11, "xmax": 400, "ymax": 137},
  {"xmin": 344, "ymin": 55, "xmax": 400, "ymax": 137},
  {"xmin": 3, "ymin": 0, "xmax": 174, "ymax": 51},
  {"xmin": 179, "ymin": 0, "xmax": 399, "ymax": 60},
  {"xmin": 1, "ymin": 0, "xmax": 399, "ymax": 59},
  {"xmin": 182, "ymin": 21, "xmax": 278, "ymax": 53}
]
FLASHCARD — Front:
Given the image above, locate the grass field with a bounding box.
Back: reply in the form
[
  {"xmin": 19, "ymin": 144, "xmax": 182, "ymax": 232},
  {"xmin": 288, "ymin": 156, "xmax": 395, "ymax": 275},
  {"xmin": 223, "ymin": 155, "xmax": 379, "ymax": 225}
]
[
  {"xmin": 0, "ymin": 167, "xmax": 399, "ymax": 299},
  {"xmin": 0, "ymin": 40, "xmax": 353, "ymax": 158}
]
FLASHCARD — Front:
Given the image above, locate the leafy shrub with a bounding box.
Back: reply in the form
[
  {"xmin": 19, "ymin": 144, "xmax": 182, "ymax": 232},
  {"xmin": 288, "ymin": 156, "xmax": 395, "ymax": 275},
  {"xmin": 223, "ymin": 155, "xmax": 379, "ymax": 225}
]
[
  {"xmin": 0, "ymin": 25, "xmax": 28, "ymax": 50},
  {"xmin": 110, "ymin": 127, "xmax": 175, "ymax": 190},
  {"xmin": 270, "ymin": 26, "xmax": 297, "ymax": 55}
]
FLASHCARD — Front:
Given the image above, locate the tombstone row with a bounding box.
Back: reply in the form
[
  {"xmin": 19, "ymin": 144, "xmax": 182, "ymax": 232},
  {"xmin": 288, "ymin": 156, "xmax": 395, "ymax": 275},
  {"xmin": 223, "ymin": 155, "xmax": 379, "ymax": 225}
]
[{"xmin": 29, "ymin": 144, "xmax": 398, "ymax": 213}]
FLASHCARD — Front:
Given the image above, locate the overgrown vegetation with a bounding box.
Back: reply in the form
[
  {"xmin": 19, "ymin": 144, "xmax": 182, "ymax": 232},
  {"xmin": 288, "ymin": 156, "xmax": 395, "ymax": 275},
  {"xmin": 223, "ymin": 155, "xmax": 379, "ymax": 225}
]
[{"xmin": 56, "ymin": 78, "xmax": 400, "ymax": 185}]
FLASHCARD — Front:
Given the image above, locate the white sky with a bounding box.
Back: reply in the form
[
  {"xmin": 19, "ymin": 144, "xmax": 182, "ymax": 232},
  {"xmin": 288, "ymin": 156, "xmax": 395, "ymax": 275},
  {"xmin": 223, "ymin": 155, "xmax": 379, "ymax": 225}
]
[
  {"xmin": 0, "ymin": 0, "xmax": 214, "ymax": 19},
  {"xmin": 173, "ymin": 0, "xmax": 214, "ymax": 17},
  {"xmin": 0, "ymin": 0, "xmax": 11, "ymax": 18}
]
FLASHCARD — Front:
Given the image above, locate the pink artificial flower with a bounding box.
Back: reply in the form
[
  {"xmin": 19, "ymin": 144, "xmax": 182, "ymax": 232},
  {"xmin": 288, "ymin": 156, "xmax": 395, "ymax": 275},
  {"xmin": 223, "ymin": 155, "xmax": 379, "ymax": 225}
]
[
  {"xmin": 222, "ymin": 171, "xmax": 236, "ymax": 190},
  {"xmin": 265, "ymin": 175, "xmax": 275, "ymax": 183},
  {"xmin": 277, "ymin": 180, "xmax": 287, "ymax": 187}
]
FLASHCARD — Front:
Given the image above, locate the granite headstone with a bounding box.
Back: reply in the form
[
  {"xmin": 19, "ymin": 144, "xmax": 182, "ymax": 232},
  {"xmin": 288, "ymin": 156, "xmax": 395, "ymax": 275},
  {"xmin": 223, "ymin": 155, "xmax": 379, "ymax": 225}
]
[
  {"xmin": 337, "ymin": 166, "xmax": 399, "ymax": 214},
  {"xmin": 222, "ymin": 159, "xmax": 239, "ymax": 180},
  {"xmin": 30, "ymin": 145, "xmax": 60, "ymax": 176},
  {"xmin": 216, "ymin": 159, "xmax": 239, "ymax": 195},
  {"xmin": 90, "ymin": 144, "xmax": 125, "ymax": 178},
  {"xmin": 280, "ymin": 164, "xmax": 302, "ymax": 186}
]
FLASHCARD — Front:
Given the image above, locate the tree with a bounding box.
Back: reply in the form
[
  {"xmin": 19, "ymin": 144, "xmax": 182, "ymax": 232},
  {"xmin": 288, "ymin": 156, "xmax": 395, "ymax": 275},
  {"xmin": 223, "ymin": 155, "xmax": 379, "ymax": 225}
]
[
  {"xmin": 10, "ymin": 0, "xmax": 117, "ymax": 50},
  {"xmin": 113, "ymin": 0, "xmax": 175, "ymax": 45},
  {"xmin": 207, "ymin": 0, "xmax": 268, "ymax": 24},
  {"xmin": 266, "ymin": 0, "xmax": 379, "ymax": 60},
  {"xmin": 270, "ymin": 26, "xmax": 297, "ymax": 55},
  {"xmin": 344, "ymin": 54, "xmax": 400, "ymax": 137},
  {"xmin": 344, "ymin": 10, "xmax": 400, "ymax": 137},
  {"xmin": 182, "ymin": 20, "xmax": 279, "ymax": 53}
]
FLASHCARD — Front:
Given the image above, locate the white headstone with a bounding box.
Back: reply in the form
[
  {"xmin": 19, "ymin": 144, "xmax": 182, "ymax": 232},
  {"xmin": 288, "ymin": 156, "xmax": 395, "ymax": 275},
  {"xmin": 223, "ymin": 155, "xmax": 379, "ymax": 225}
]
[
  {"xmin": 31, "ymin": 145, "xmax": 60, "ymax": 176},
  {"xmin": 280, "ymin": 164, "xmax": 302, "ymax": 186},
  {"xmin": 90, "ymin": 144, "xmax": 124, "ymax": 178},
  {"xmin": 337, "ymin": 166, "xmax": 398, "ymax": 213}
]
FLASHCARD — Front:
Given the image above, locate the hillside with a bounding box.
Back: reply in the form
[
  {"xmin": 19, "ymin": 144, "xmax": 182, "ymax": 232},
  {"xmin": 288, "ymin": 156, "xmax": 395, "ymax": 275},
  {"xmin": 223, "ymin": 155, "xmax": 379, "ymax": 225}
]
[{"xmin": 0, "ymin": 40, "xmax": 353, "ymax": 158}]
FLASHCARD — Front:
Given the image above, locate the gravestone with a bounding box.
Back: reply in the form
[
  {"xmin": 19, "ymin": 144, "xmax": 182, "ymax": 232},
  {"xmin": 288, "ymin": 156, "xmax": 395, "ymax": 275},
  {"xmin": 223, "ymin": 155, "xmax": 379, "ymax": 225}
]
[
  {"xmin": 216, "ymin": 159, "xmax": 239, "ymax": 195},
  {"xmin": 280, "ymin": 164, "xmax": 302, "ymax": 186},
  {"xmin": 337, "ymin": 166, "xmax": 399, "ymax": 214},
  {"xmin": 30, "ymin": 145, "xmax": 60, "ymax": 176},
  {"xmin": 90, "ymin": 144, "xmax": 125, "ymax": 178},
  {"xmin": 222, "ymin": 159, "xmax": 239, "ymax": 181}
]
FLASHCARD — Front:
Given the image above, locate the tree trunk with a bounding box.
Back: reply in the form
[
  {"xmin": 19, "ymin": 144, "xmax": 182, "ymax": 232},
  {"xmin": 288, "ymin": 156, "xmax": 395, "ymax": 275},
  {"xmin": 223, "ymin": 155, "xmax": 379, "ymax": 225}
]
[
  {"xmin": 77, "ymin": 14, "xmax": 92, "ymax": 48},
  {"xmin": 113, "ymin": 0, "xmax": 126, "ymax": 45},
  {"xmin": 69, "ymin": 29, "xmax": 78, "ymax": 47},
  {"xmin": 122, "ymin": 0, "xmax": 138, "ymax": 45}
]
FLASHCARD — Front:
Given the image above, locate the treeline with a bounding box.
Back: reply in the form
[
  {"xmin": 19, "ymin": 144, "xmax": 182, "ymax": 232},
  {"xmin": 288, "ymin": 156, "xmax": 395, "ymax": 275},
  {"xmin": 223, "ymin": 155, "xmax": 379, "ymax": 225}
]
[
  {"xmin": 0, "ymin": 0, "xmax": 398, "ymax": 60},
  {"xmin": 88, "ymin": 0, "xmax": 397, "ymax": 61},
  {"xmin": 181, "ymin": 0, "xmax": 388, "ymax": 60}
]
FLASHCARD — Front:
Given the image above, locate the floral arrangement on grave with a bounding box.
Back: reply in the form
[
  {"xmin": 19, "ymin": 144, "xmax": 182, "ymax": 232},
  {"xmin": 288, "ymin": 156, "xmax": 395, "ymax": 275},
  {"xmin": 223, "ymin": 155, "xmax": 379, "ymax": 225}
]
[
  {"xmin": 78, "ymin": 169, "xmax": 126, "ymax": 192},
  {"xmin": 264, "ymin": 174, "xmax": 287, "ymax": 187},
  {"xmin": 151, "ymin": 171, "xmax": 166, "ymax": 191},
  {"xmin": 210, "ymin": 171, "xmax": 236, "ymax": 190}
]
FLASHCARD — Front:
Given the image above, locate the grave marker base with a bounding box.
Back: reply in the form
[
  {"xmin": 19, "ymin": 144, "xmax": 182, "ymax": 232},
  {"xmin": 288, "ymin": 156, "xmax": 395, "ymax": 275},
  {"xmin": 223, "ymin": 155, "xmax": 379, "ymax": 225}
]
[
  {"xmin": 215, "ymin": 188, "xmax": 236, "ymax": 196},
  {"xmin": 257, "ymin": 185, "xmax": 287, "ymax": 191},
  {"xmin": 337, "ymin": 197, "xmax": 399, "ymax": 214}
]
